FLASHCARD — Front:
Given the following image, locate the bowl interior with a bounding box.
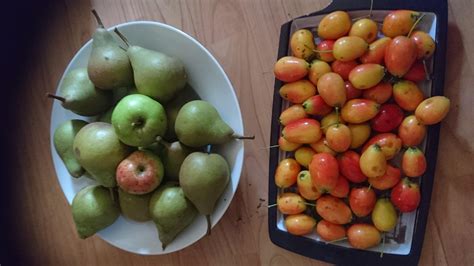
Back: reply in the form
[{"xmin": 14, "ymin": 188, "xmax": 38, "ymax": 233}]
[{"xmin": 50, "ymin": 21, "xmax": 244, "ymax": 255}]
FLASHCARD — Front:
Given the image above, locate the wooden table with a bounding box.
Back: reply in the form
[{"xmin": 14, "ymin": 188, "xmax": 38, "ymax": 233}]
[{"xmin": 5, "ymin": 0, "xmax": 473, "ymax": 265}]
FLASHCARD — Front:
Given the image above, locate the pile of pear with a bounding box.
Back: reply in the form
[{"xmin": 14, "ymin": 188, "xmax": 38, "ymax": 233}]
[{"xmin": 51, "ymin": 11, "xmax": 251, "ymax": 250}]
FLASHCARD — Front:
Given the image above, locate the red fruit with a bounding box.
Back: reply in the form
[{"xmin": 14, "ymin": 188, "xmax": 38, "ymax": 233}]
[
  {"xmin": 410, "ymin": 31, "xmax": 436, "ymax": 59},
  {"xmin": 331, "ymin": 60, "xmax": 358, "ymax": 80},
  {"xmin": 345, "ymin": 81, "xmax": 362, "ymax": 100},
  {"xmin": 385, "ymin": 36, "xmax": 417, "ymax": 77},
  {"xmin": 285, "ymin": 214, "xmax": 317, "ymax": 236},
  {"xmin": 341, "ymin": 99, "xmax": 380, "ymax": 124},
  {"xmin": 317, "ymin": 40, "xmax": 336, "ymax": 62},
  {"xmin": 402, "ymin": 147, "xmax": 427, "ymax": 177},
  {"xmin": 316, "ymin": 195, "xmax": 352, "ymax": 225},
  {"xmin": 371, "ymin": 104, "xmax": 404, "ymax": 133},
  {"xmin": 278, "ymin": 136, "xmax": 302, "ymax": 152},
  {"xmin": 302, "ymin": 95, "xmax": 332, "ymax": 116},
  {"xmin": 360, "ymin": 37, "xmax": 391, "ymax": 64},
  {"xmin": 382, "ymin": 10, "xmax": 420, "ymax": 37},
  {"xmin": 347, "ymin": 224, "xmax": 381, "ymax": 249},
  {"xmin": 279, "ymin": 104, "xmax": 307, "ymax": 126},
  {"xmin": 316, "ymin": 220, "xmax": 346, "ymax": 241},
  {"xmin": 349, "ymin": 187, "xmax": 377, "ymax": 217},
  {"xmin": 274, "ymin": 56, "xmax": 309, "ymax": 82},
  {"xmin": 326, "ymin": 124, "xmax": 352, "ymax": 153},
  {"xmin": 368, "ymin": 164, "xmax": 401, "ymax": 190},
  {"xmin": 362, "ymin": 82, "xmax": 392, "ymax": 104},
  {"xmin": 317, "ymin": 72, "xmax": 347, "ymax": 107},
  {"xmin": 309, "ymin": 153, "xmax": 339, "ymax": 193},
  {"xmin": 403, "ymin": 61, "xmax": 426, "ymax": 82},
  {"xmin": 391, "ymin": 178, "xmax": 421, "ymax": 212},
  {"xmin": 338, "ymin": 151, "xmax": 367, "ymax": 183},
  {"xmin": 282, "ymin": 118, "xmax": 322, "ymax": 144},
  {"xmin": 398, "ymin": 115, "xmax": 427, "ymax": 146},
  {"xmin": 330, "ymin": 175, "xmax": 350, "ymax": 198},
  {"xmin": 393, "ymin": 80, "xmax": 425, "ymax": 111},
  {"xmin": 362, "ymin": 133, "xmax": 402, "ymax": 160}
]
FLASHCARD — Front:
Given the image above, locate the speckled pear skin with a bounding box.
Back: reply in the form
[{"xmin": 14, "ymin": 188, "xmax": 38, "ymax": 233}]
[{"xmin": 53, "ymin": 119, "xmax": 88, "ymax": 177}]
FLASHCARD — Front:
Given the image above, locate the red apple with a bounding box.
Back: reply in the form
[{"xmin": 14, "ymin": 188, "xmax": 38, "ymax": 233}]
[{"xmin": 116, "ymin": 150, "xmax": 164, "ymax": 194}]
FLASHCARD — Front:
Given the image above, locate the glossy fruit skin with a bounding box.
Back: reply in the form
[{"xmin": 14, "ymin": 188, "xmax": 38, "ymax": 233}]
[
  {"xmin": 349, "ymin": 18, "xmax": 378, "ymax": 43},
  {"xmin": 345, "ymin": 81, "xmax": 362, "ymax": 100},
  {"xmin": 279, "ymin": 80, "xmax": 317, "ymax": 104},
  {"xmin": 371, "ymin": 104, "xmax": 404, "ymax": 133},
  {"xmin": 277, "ymin": 192, "xmax": 307, "ymax": 214},
  {"xmin": 341, "ymin": 99, "xmax": 380, "ymax": 124},
  {"xmin": 349, "ymin": 187, "xmax": 377, "ymax": 217},
  {"xmin": 410, "ymin": 31, "xmax": 436, "ymax": 59},
  {"xmin": 282, "ymin": 118, "xmax": 322, "ymax": 144},
  {"xmin": 316, "ymin": 220, "xmax": 346, "ymax": 241},
  {"xmin": 385, "ymin": 36, "xmax": 417, "ymax": 77},
  {"xmin": 285, "ymin": 214, "xmax": 317, "ymax": 236},
  {"xmin": 372, "ymin": 198, "xmax": 398, "ymax": 232},
  {"xmin": 368, "ymin": 164, "xmax": 401, "ymax": 190},
  {"xmin": 290, "ymin": 29, "xmax": 316, "ymax": 61},
  {"xmin": 402, "ymin": 147, "xmax": 427, "ymax": 177},
  {"xmin": 321, "ymin": 111, "xmax": 345, "ymax": 134},
  {"xmin": 398, "ymin": 115, "xmax": 427, "ymax": 146},
  {"xmin": 294, "ymin": 146, "xmax": 316, "ymax": 168},
  {"xmin": 362, "ymin": 82, "xmax": 393, "ymax": 104},
  {"xmin": 279, "ymin": 104, "xmax": 307, "ymax": 126},
  {"xmin": 274, "ymin": 56, "xmax": 309, "ymax": 82},
  {"xmin": 348, "ymin": 64, "xmax": 385, "ymax": 90},
  {"xmin": 338, "ymin": 150, "xmax": 367, "ymax": 183},
  {"xmin": 333, "ymin": 36, "xmax": 369, "ymax": 62},
  {"xmin": 403, "ymin": 61, "xmax": 426, "ymax": 82},
  {"xmin": 360, "ymin": 144, "xmax": 387, "ymax": 178},
  {"xmin": 347, "ymin": 224, "xmax": 381, "ymax": 249},
  {"xmin": 302, "ymin": 95, "xmax": 332, "ymax": 116},
  {"xmin": 309, "ymin": 60, "xmax": 332, "ymax": 85},
  {"xmin": 360, "ymin": 37, "xmax": 392, "ymax": 64},
  {"xmin": 348, "ymin": 123, "xmax": 371, "ymax": 149},
  {"xmin": 393, "ymin": 80, "xmax": 425, "ymax": 111},
  {"xmin": 326, "ymin": 124, "xmax": 352, "ymax": 153},
  {"xmin": 362, "ymin": 133, "xmax": 402, "ymax": 160},
  {"xmin": 318, "ymin": 11, "xmax": 352, "ymax": 40},
  {"xmin": 310, "ymin": 137, "xmax": 337, "ymax": 156},
  {"xmin": 329, "ymin": 175, "xmax": 350, "ymax": 198},
  {"xmin": 278, "ymin": 136, "xmax": 302, "ymax": 152},
  {"xmin": 297, "ymin": 170, "xmax": 322, "ymax": 200},
  {"xmin": 317, "ymin": 40, "xmax": 336, "ymax": 62},
  {"xmin": 275, "ymin": 158, "xmax": 301, "ymax": 188},
  {"xmin": 382, "ymin": 10, "xmax": 420, "ymax": 37},
  {"xmin": 316, "ymin": 195, "xmax": 352, "ymax": 225},
  {"xmin": 309, "ymin": 153, "xmax": 339, "ymax": 192},
  {"xmin": 331, "ymin": 60, "xmax": 358, "ymax": 80},
  {"xmin": 415, "ymin": 96, "xmax": 451, "ymax": 125},
  {"xmin": 317, "ymin": 72, "xmax": 346, "ymax": 107},
  {"xmin": 391, "ymin": 178, "xmax": 421, "ymax": 212}
]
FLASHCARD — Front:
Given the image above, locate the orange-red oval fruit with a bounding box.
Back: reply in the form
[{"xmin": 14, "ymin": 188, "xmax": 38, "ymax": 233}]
[
  {"xmin": 317, "ymin": 72, "xmax": 347, "ymax": 107},
  {"xmin": 341, "ymin": 99, "xmax": 380, "ymax": 123},
  {"xmin": 349, "ymin": 18, "xmax": 378, "ymax": 43},
  {"xmin": 360, "ymin": 37, "xmax": 392, "ymax": 64},
  {"xmin": 318, "ymin": 11, "xmax": 352, "ymax": 40},
  {"xmin": 362, "ymin": 82, "xmax": 393, "ymax": 104},
  {"xmin": 290, "ymin": 29, "xmax": 316, "ymax": 61},
  {"xmin": 316, "ymin": 195, "xmax": 352, "ymax": 225},
  {"xmin": 362, "ymin": 133, "xmax": 402, "ymax": 160},
  {"xmin": 326, "ymin": 124, "xmax": 352, "ymax": 153},
  {"xmin": 302, "ymin": 95, "xmax": 332, "ymax": 116},
  {"xmin": 329, "ymin": 175, "xmax": 350, "ymax": 198},
  {"xmin": 274, "ymin": 56, "xmax": 309, "ymax": 82},
  {"xmin": 349, "ymin": 187, "xmax": 377, "ymax": 217},
  {"xmin": 347, "ymin": 224, "xmax": 381, "ymax": 249},
  {"xmin": 415, "ymin": 96, "xmax": 450, "ymax": 125},
  {"xmin": 338, "ymin": 150, "xmax": 367, "ymax": 183},
  {"xmin": 278, "ymin": 136, "xmax": 302, "ymax": 152},
  {"xmin": 317, "ymin": 220, "xmax": 346, "ymax": 241},
  {"xmin": 382, "ymin": 10, "xmax": 420, "ymax": 37},
  {"xmin": 348, "ymin": 63, "xmax": 385, "ymax": 89},
  {"xmin": 309, "ymin": 153, "xmax": 339, "ymax": 193},
  {"xmin": 277, "ymin": 192, "xmax": 307, "ymax": 214},
  {"xmin": 368, "ymin": 164, "xmax": 401, "ymax": 190},
  {"xmin": 333, "ymin": 36, "xmax": 368, "ymax": 62},
  {"xmin": 275, "ymin": 158, "xmax": 300, "ymax": 188},
  {"xmin": 309, "ymin": 59, "xmax": 332, "ymax": 85},
  {"xmin": 360, "ymin": 144, "xmax": 387, "ymax": 178},
  {"xmin": 297, "ymin": 170, "xmax": 322, "ymax": 200},
  {"xmin": 282, "ymin": 118, "xmax": 322, "ymax": 144},
  {"xmin": 279, "ymin": 80, "xmax": 316, "ymax": 104},
  {"xmin": 279, "ymin": 104, "xmax": 307, "ymax": 126},
  {"xmin": 385, "ymin": 36, "xmax": 417, "ymax": 77},
  {"xmin": 398, "ymin": 115, "xmax": 426, "ymax": 146},
  {"xmin": 402, "ymin": 147, "xmax": 427, "ymax": 177},
  {"xmin": 285, "ymin": 214, "xmax": 317, "ymax": 236},
  {"xmin": 331, "ymin": 60, "xmax": 358, "ymax": 80},
  {"xmin": 393, "ymin": 80, "xmax": 424, "ymax": 111},
  {"xmin": 410, "ymin": 31, "xmax": 436, "ymax": 59}
]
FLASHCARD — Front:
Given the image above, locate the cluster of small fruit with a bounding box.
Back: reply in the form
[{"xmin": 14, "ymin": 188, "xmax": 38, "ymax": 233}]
[
  {"xmin": 52, "ymin": 11, "xmax": 246, "ymax": 249},
  {"xmin": 272, "ymin": 10, "xmax": 450, "ymax": 250}
]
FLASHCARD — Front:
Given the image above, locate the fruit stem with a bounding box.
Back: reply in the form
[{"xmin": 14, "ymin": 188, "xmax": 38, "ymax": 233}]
[
  {"xmin": 326, "ymin": 237, "xmax": 348, "ymax": 244},
  {"xmin": 206, "ymin": 144, "xmax": 212, "ymax": 154},
  {"xmin": 302, "ymin": 202, "xmax": 316, "ymax": 207},
  {"xmin": 407, "ymin": 13, "xmax": 426, "ymax": 38},
  {"xmin": 423, "ymin": 60, "xmax": 431, "ymax": 81},
  {"xmin": 155, "ymin": 136, "xmax": 171, "ymax": 148},
  {"xmin": 162, "ymin": 243, "xmax": 167, "ymax": 250},
  {"xmin": 113, "ymin": 28, "xmax": 130, "ymax": 48},
  {"xmin": 91, "ymin": 9, "xmax": 104, "ymax": 28},
  {"xmin": 233, "ymin": 134, "xmax": 255, "ymax": 140},
  {"xmin": 267, "ymin": 203, "xmax": 278, "ymax": 208},
  {"xmin": 46, "ymin": 93, "xmax": 66, "ymax": 103},
  {"xmin": 206, "ymin": 215, "xmax": 212, "ymax": 236},
  {"xmin": 260, "ymin": 144, "xmax": 279, "ymax": 150},
  {"xmin": 367, "ymin": 184, "xmax": 372, "ymax": 192},
  {"xmin": 304, "ymin": 44, "xmax": 333, "ymax": 54},
  {"xmin": 335, "ymin": 107, "xmax": 340, "ymax": 125},
  {"xmin": 369, "ymin": 0, "xmax": 374, "ymax": 18},
  {"xmin": 380, "ymin": 233, "xmax": 386, "ymax": 258}
]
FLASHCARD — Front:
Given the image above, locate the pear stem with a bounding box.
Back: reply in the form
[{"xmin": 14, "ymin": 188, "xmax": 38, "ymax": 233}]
[
  {"xmin": 46, "ymin": 93, "xmax": 65, "ymax": 103},
  {"xmin": 91, "ymin": 9, "xmax": 105, "ymax": 28},
  {"xmin": 206, "ymin": 145, "xmax": 212, "ymax": 154},
  {"xmin": 113, "ymin": 28, "xmax": 130, "ymax": 48},
  {"xmin": 206, "ymin": 215, "xmax": 212, "ymax": 236},
  {"xmin": 232, "ymin": 134, "xmax": 255, "ymax": 140},
  {"xmin": 155, "ymin": 136, "xmax": 171, "ymax": 148}
]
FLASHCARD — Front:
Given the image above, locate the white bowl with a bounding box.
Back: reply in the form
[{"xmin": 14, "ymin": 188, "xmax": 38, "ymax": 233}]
[{"xmin": 49, "ymin": 21, "xmax": 244, "ymax": 255}]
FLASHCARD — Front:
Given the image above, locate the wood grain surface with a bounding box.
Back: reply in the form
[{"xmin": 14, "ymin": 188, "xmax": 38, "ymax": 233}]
[{"xmin": 6, "ymin": 0, "xmax": 473, "ymax": 265}]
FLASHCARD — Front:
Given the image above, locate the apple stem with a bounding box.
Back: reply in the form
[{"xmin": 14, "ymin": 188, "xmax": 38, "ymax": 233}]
[
  {"xmin": 206, "ymin": 215, "xmax": 212, "ymax": 236},
  {"xmin": 91, "ymin": 9, "xmax": 104, "ymax": 28},
  {"xmin": 407, "ymin": 13, "xmax": 426, "ymax": 38},
  {"xmin": 114, "ymin": 28, "xmax": 130, "ymax": 48},
  {"xmin": 46, "ymin": 93, "xmax": 66, "ymax": 103},
  {"xmin": 423, "ymin": 60, "xmax": 431, "ymax": 81},
  {"xmin": 233, "ymin": 134, "xmax": 255, "ymax": 140}
]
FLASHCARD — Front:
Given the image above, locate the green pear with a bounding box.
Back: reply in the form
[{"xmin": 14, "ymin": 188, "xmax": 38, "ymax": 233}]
[
  {"xmin": 118, "ymin": 188, "xmax": 152, "ymax": 222},
  {"xmin": 157, "ymin": 139, "xmax": 195, "ymax": 181},
  {"xmin": 87, "ymin": 10, "xmax": 133, "ymax": 90},
  {"xmin": 73, "ymin": 122, "xmax": 132, "ymax": 187},
  {"xmin": 53, "ymin": 119, "xmax": 88, "ymax": 177},
  {"xmin": 179, "ymin": 152, "xmax": 229, "ymax": 235},
  {"xmin": 111, "ymin": 94, "xmax": 167, "ymax": 147},
  {"xmin": 163, "ymin": 84, "xmax": 200, "ymax": 141},
  {"xmin": 72, "ymin": 185, "xmax": 120, "ymax": 239},
  {"xmin": 48, "ymin": 68, "xmax": 113, "ymax": 116},
  {"xmin": 149, "ymin": 183, "xmax": 197, "ymax": 250}
]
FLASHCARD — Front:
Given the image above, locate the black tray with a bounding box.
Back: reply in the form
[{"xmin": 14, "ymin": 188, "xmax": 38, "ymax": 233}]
[{"xmin": 268, "ymin": 0, "xmax": 447, "ymax": 265}]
